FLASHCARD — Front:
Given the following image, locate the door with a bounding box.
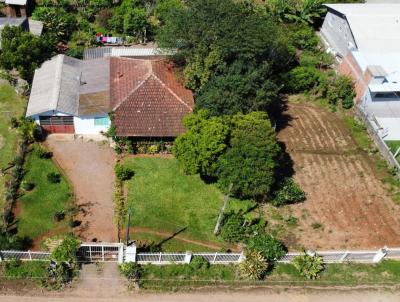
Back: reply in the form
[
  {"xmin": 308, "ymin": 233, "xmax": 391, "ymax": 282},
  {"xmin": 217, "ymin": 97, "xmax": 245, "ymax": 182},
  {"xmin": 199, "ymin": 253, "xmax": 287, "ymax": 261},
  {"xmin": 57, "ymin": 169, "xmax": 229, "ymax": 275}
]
[{"xmin": 39, "ymin": 116, "xmax": 75, "ymax": 134}]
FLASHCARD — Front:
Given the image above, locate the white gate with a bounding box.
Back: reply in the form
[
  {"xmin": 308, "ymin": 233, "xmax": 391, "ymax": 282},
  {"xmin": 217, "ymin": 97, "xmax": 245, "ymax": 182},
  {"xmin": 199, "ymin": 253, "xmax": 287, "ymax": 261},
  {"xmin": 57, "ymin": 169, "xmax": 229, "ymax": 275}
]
[{"xmin": 78, "ymin": 242, "xmax": 124, "ymax": 263}]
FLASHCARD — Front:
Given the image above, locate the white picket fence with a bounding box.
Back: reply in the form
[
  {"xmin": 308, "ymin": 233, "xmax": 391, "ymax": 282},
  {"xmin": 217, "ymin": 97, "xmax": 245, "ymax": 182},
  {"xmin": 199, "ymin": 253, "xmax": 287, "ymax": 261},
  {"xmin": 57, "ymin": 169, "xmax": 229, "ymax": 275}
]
[{"xmin": 2, "ymin": 245, "xmax": 400, "ymax": 265}]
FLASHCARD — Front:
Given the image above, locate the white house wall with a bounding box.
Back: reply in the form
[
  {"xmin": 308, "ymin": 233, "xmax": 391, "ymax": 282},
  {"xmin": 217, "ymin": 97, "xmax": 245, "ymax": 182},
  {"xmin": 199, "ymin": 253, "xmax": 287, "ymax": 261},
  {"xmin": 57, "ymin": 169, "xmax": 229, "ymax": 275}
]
[
  {"xmin": 376, "ymin": 118, "xmax": 400, "ymax": 141},
  {"xmin": 30, "ymin": 110, "xmax": 110, "ymax": 135},
  {"xmin": 74, "ymin": 115, "xmax": 110, "ymax": 135},
  {"xmin": 321, "ymin": 11, "xmax": 356, "ymax": 57}
]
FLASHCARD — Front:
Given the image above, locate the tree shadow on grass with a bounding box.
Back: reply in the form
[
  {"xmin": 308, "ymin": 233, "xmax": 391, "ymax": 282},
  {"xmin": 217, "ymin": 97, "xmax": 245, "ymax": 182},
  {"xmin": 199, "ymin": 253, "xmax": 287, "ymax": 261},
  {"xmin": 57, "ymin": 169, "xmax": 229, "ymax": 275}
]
[{"xmin": 136, "ymin": 226, "xmax": 188, "ymax": 252}]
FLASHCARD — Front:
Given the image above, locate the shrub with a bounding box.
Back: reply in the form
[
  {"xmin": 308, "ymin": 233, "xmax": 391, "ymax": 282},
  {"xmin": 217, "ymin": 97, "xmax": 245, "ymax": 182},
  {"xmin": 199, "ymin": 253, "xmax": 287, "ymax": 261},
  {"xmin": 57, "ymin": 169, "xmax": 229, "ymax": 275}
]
[
  {"xmin": 239, "ymin": 251, "xmax": 268, "ymax": 280},
  {"xmin": 34, "ymin": 145, "xmax": 52, "ymax": 159},
  {"xmin": 147, "ymin": 144, "xmax": 159, "ymax": 154},
  {"xmin": 246, "ymin": 234, "xmax": 286, "ymax": 262},
  {"xmin": 286, "ymin": 66, "xmax": 322, "ymax": 93},
  {"xmin": 290, "ymin": 25, "xmax": 319, "ymax": 51},
  {"xmin": 45, "ymin": 235, "xmax": 81, "ymax": 289},
  {"xmin": 51, "ymin": 235, "xmax": 80, "ymax": 262},
  {"xmin": 219, "ymin": 213, "xmax": 246, "ymax": 243},
  {"xmin": 54, "ymin": 211, "xmax": 65, "ymax": 222},
  {"xmin": 47, "ymin": 172, "xmax": 61, "ymax": 184},
  {"xmin": 321, "ymin": 74, "xmax": 355, "ymax": 108},
  {"xmin": 21, "ymin": 181, "xmax": 35, "ymax": 191},
  {"xmin": 190, "ymin": 256, "xmax": 210, "ymax": 270},
  {"xmin": 272, "ymin": 177, "xmax": 306, "ymax": 207},
  {"xmin": 115, "ymin": 165, "xmax": 134, "ymax": 181},
  {"xmin": 292, "ymin": 251, "xmax": 325, "ymax": 280},
  {"xmin": 119, "ymin": 262, "xmax": 143, "ymax": 281}
]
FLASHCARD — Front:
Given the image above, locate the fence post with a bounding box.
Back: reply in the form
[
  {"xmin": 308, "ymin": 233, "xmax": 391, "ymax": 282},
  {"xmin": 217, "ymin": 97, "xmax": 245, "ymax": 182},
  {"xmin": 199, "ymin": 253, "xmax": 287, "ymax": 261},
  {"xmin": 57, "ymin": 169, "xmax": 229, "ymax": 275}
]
[
  {"xmin": 340, "ymin": 251, "xmax": 349, "ymax": 262},
  {"xmin": 124, "ymin": 244, "xmax": 136, "ymax": 263},
  {"xmin": 89, "ymin": 245, "xmax": 92, "ymax": 262},
  {"xmin": 184, "ymin": 251, "xmax": 192, "ymax": 264},
  {"xmin": 118, "ymin": 243, "xmax": 125, "ymax": 264},
  {"xmin": 213, "ymin": 252, "xmax": 218, "ymax": 264},
  {"xmin": 28, "ymin": 250, "xmax": 32, "ymax": 261},
  {"xmin": 373, "ymin": 247, "xmax": 388, "ymax": 263},
  {"xmin": 159, "ymin": 252, "xmax": 162, "ymax": 264},
  {"xmin": 102, "ymin": 246, "xmax": 105, "ymax": 261},
  {"xmin": 238, "ymin": 251, "xmax": 246, "ymax": 263}
]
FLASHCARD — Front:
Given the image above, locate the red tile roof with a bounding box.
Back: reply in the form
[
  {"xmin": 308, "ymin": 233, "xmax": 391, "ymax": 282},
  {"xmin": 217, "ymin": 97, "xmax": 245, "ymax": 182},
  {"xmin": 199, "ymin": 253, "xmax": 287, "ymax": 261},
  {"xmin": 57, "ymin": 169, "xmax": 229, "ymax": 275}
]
[{"xmin": 110, "ymin": 57, "xmax": 194, "ymax": 137}]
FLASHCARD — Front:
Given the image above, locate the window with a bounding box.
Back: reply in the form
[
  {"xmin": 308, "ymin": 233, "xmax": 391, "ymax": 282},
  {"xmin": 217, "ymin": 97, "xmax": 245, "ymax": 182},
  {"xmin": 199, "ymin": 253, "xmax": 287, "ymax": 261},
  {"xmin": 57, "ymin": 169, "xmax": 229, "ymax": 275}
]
[
  {"xmin": 374, "ymin": 92, "xmax": 400, "ymax": 99},
  {"xmin": 94, "ymin": 116, "xmax": 110, "ymax": 126},
  {"xmin": 39, "ymin": 116, "xmax": 74, "ymax": 125}
]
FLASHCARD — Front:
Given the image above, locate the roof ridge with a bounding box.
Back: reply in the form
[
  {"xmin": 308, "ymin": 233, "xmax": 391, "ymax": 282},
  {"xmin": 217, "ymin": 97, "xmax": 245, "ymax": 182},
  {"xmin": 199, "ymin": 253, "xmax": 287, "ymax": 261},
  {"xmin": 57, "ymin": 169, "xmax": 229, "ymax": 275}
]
[
  {"xmin": 150, "ymin": 72, "xmax": 193, "ymax": 111},
  {"xmin": 112, "ymin": 73, "xmax": 153, "ymax": 111},
  {"xmin": 52, "ymin": 54, "xmax": 64, "ymax": 113}
]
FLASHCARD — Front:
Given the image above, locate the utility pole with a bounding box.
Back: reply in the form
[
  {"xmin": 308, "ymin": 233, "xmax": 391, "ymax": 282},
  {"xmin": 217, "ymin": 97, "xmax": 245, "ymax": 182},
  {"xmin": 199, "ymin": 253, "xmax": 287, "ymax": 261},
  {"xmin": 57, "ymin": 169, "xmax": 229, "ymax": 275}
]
[
  {"xmin": 126, "ymin": 208, "xmax": 132, "ymax": 246},
  {"xmin": 214, "ymin": 183, "xmax": 233, "ymax": 235}
]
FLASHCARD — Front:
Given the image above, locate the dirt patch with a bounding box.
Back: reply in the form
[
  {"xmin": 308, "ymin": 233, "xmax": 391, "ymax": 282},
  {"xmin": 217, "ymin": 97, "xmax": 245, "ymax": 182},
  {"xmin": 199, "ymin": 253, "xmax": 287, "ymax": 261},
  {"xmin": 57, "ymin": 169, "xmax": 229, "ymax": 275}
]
[
  {"xmin": 276, "ymin": 103, "xmax": 400, "ymax": 249},
  {"xmin": 31, "ymin": 226, "xmax": 71, "ymax": 251},
  {"xmin": 13, "ymin": 200, "xmax": 22, "ymax": 217},
  {"xmin": 45, "ymin": 136, "xmax": 117, "ymax": 242}
]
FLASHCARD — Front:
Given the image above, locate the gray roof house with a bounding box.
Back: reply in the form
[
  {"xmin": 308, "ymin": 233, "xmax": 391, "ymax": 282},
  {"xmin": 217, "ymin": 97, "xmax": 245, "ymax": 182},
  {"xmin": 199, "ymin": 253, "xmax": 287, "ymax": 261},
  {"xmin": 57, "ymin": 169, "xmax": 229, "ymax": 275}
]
[
  {"xmin": 27, "ymin": 54, "xmax": 194, "ymax": 137},
  {"xmin": 321, "ymin": 3, "xmax": 400, "ymax": 141}
]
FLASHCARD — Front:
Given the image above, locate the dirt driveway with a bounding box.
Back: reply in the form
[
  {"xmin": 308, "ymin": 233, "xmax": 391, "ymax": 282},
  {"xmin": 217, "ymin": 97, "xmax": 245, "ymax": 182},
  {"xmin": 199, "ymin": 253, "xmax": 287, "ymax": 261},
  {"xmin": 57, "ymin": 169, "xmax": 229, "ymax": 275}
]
[
  {"xmin": 45, "ymin": 136, "xmax": 117, "ymax": 242},
  {"xmin": 277, "ymin": 103, "xmax": 400, "ymax": 249}
]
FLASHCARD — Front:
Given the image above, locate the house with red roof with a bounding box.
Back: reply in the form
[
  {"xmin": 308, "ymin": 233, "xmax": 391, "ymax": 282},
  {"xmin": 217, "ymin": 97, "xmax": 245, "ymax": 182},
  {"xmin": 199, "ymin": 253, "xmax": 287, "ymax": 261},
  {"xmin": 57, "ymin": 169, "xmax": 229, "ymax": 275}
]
[{"xmin": 26, "ymin": 54, "xmax": 194, "ymax": 138}]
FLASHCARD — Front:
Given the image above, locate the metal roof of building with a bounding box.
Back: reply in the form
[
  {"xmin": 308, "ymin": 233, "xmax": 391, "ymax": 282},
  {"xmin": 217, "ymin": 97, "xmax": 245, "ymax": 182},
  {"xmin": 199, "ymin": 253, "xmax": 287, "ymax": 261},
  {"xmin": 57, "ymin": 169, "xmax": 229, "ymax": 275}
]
[
  {"xmin": 27, "ymin": 55, "xmax": 81, "ymax": 117},
  {"xmin": 83, "ymin": 47, "xmax": 175, "ymax": 60},
  {"xmin": 0, "ymin": 17, "xmax": 26, "ymax": 28},
  {"xmin": 326, "ymin": 4, "xmax": 400, "ymax": 53},
  {"xmin": 5, "ymin": 0, "xmax": 27, "ymax": 5}
]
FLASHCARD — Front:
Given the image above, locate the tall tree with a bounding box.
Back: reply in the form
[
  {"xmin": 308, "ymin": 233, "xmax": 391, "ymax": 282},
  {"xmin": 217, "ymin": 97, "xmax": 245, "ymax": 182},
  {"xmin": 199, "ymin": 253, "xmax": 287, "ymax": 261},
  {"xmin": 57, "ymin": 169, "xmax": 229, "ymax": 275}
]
[
  {"xmin": 173, "ymin": 110, "xmax": 229, "ymax": 176},
  {"xmin": 157, "ymin": 0, "xmax": 292, "ymax": 91},
  {"xmin": 217, "ymin": 112, "xmax": 281, "ymax": 199},
  {"xmin": 0, "ymin": 26, "xmax": 53, "ymax": 81}
]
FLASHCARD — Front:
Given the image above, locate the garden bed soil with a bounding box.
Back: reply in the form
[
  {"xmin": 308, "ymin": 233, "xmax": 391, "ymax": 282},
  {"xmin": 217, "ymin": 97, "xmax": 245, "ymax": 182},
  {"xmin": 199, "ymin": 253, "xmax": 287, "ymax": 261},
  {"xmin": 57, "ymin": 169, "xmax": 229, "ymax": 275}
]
[{"xmin": 276, "ymin": 102, "xmax": 400, "ymax": 249}]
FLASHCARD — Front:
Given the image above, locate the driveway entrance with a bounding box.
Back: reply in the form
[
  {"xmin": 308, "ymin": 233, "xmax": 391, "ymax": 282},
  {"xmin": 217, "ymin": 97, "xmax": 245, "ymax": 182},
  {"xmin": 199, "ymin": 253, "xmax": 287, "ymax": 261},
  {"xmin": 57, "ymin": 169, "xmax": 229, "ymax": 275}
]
[{"xmin": 45, "ymin": 135, "xmax": 117, "ymax": 242}]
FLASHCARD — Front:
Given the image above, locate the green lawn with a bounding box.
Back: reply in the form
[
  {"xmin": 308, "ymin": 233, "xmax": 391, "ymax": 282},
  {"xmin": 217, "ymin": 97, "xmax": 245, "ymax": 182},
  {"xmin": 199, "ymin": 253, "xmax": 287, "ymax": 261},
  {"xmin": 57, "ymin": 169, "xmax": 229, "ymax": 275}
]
[
  {"xmin": 133, "ymin": 232, "xmax": 218, "ymax": 252},
  {"xmin": 0, "ymin": 83, "xmax": 26, "ymax": 210},
  {"xmin": 123, "ymin": 157, "xmax": 253, "ymax": 248},
  {"xmin": 17, "ymin": 147, "xmax": 72, "ymax": 240}
]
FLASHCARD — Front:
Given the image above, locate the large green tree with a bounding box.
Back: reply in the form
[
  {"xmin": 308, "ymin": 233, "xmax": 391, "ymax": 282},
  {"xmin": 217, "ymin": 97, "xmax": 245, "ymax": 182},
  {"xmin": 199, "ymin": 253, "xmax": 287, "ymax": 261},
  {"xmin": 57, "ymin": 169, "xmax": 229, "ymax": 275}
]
[
  {"xmin": 217, "ymin": 112, "xmax": 281, "ymax": 199},
  {"xmin": 157, "ymin": 0, "xmax": 292, "ymax": 91},
  {"xmin": 195, "ymin": 62, "xmax": 279, "ymax": 116},
  {"xmin": 173, "ymin": 110, "xmax": 229, "ymax": 176},
  {"xmin": 32, "ymin": 7, "xmax": 76, "ymax": 43},
  {"xmin": 0, "ymin": 26, "xmax": 53, "ymax": 81}
]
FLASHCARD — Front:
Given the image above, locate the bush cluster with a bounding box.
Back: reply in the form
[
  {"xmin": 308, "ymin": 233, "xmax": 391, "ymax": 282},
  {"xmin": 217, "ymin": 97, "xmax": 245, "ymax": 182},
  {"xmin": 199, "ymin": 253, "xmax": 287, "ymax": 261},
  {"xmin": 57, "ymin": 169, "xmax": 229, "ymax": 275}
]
[
  {"xmin": 47, "ymin": 172, "xmax": 61, "ymax": 184},
  {"xmin": 115, "ymin": 165, "xmax": 134, "ymax": 181},
  {"xmin": 271, "ymin": 177, "xmax": 306, "ymax": 207}
]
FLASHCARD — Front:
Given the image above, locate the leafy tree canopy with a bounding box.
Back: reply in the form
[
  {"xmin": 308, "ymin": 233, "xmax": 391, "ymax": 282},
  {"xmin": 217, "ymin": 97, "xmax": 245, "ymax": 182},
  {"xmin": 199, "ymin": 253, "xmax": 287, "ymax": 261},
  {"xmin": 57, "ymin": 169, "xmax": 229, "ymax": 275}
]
[
  {"xmin": 195, "ymin": 61, "xmax": 279, "ymax": 116},
  {"xmin": 0, "ymin": 26, "xmax": 53, "ymax": 81},
  {"xmin": 32, "ymin": 6, "xmax": 76, "ymax": 43},
  {"xmin": 217, "ymin": 112, "xmax": 281, "ymax": 199},
  {"xmin": 157, "ymin": 0, "xmax": 292, "ymax": 91},
  {"xmin": 172, "ymin": 110, "xmax": 229, "ymax": 176}
]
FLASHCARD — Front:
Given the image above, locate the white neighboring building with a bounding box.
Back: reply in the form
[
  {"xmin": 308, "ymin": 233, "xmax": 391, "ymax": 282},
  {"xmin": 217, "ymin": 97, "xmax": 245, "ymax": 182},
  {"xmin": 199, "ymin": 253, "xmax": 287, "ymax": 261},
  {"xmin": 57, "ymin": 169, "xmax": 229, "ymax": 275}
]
[{"xmin": 321, "ymin": 3, "xmax": 400, "ymax": 140}]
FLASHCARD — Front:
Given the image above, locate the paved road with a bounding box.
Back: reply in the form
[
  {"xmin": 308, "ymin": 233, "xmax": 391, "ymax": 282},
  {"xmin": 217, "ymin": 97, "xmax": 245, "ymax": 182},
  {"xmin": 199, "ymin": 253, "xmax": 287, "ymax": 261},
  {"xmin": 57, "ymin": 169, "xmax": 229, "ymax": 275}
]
[{"xmin": 1, "ymin": 291, "xmax": 400, "ymax": 302}]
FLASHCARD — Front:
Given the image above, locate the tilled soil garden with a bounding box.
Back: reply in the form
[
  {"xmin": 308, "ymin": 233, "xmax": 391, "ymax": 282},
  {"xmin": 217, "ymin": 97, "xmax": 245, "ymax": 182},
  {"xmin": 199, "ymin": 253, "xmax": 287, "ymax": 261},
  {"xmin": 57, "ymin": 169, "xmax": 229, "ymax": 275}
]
[{"xmin": 277, "ymin": 103, "xmax": 400, "ymax": 250}]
